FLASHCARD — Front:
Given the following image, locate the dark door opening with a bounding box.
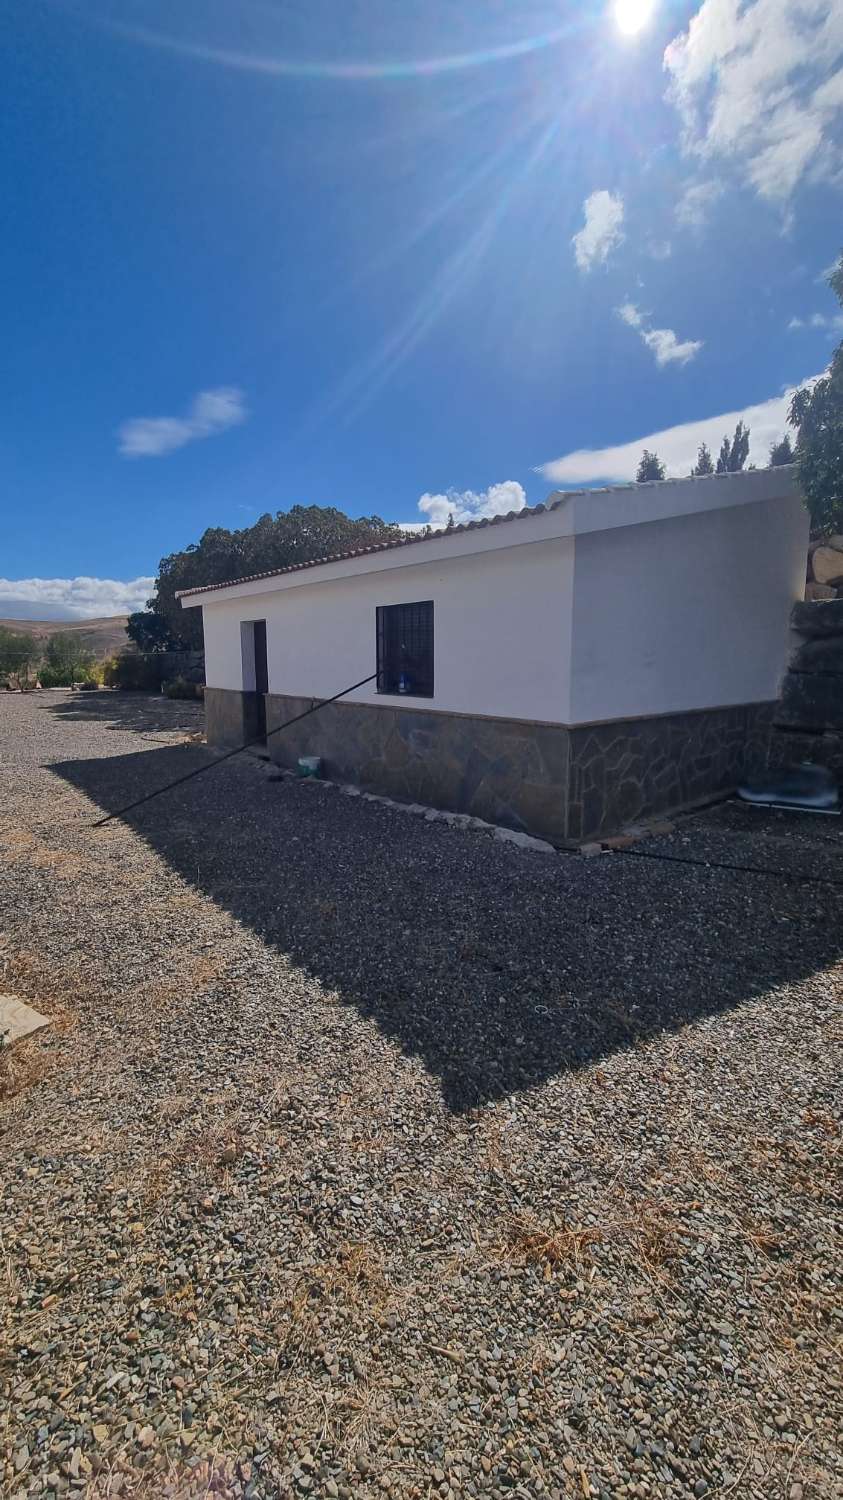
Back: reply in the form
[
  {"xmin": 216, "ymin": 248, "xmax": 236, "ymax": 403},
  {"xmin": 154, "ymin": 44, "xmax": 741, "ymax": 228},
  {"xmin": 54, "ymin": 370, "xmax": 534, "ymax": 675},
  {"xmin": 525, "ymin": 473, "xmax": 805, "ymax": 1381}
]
[{"xmin": 252, "ymin": 620, "xmax": 268, "ymax": 742}]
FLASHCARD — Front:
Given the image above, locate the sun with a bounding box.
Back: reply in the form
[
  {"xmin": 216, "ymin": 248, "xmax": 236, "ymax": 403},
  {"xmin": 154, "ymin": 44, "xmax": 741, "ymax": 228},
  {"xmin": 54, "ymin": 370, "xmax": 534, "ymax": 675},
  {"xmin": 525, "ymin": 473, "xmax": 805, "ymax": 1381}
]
[{"xmin": 614, "ymin": 0, "xmax": 655, "ymax": 35}]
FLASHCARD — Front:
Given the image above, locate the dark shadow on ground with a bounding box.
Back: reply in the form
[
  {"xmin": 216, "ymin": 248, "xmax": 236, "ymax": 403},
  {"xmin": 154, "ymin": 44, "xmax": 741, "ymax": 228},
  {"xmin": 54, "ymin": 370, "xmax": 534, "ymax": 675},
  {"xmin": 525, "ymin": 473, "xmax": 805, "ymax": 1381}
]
[
  {"xmin": 51, "ymin": 734, "xmax": 843, "ymax": 1114},
  {"xmin": 40, "ymin": 690, "xmax": 204, "ymax": 736}
]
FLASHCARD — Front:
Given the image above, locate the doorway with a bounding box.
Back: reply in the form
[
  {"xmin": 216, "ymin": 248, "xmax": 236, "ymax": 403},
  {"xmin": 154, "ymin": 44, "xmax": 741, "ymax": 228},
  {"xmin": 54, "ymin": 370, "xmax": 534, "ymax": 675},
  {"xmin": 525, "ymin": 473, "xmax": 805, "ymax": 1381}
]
[
  {"xmin": 252, "ymin": 620, "xmax": 268, "ymax": 742},
  {"xmin": 241, "ymin": 619, "xmax": 268, "ymax": 744}
]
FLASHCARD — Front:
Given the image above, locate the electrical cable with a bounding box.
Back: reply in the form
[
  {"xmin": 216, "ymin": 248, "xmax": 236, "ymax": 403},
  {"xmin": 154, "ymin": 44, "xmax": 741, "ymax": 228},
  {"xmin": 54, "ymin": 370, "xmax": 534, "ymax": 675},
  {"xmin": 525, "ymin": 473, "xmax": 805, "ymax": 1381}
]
[
  {"xmin": 613, "ymin": 842, "xmax": 843, "ymax": 889},
  {"xmin": 92, "ymin": 670, "xmax": 378, "ymax": 828}
]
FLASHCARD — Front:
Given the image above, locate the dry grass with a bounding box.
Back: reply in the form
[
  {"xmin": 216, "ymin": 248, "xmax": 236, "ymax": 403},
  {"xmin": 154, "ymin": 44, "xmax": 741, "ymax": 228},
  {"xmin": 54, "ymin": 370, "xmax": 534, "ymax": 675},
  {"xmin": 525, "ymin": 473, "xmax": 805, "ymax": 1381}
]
[
  {"xmin": 0, "ymin": 823, "xmax": 85, "ymax": 880},
  {"xmin": 506, "ymin": 1214, "xmax": 604, "ymax": 1270},
  {"xmin": 503, "ymin": 1197, "xmax": 683, "ymax": 1287}
]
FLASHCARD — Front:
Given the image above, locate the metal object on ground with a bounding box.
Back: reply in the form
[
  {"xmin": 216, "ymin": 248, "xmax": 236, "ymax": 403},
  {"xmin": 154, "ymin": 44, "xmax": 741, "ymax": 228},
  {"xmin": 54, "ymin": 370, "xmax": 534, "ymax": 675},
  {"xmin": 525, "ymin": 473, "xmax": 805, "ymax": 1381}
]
[{"xmin": 737, "ymin": 762, "xmax": 839, "ymax": 812}]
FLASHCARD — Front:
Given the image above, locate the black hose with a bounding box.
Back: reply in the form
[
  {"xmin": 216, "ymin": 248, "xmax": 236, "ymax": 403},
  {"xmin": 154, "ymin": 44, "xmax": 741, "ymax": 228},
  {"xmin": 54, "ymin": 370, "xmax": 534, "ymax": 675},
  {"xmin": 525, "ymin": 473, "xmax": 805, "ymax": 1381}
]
[{"xmin": 93, "ymin": 670, "xmax": 378, "ymax": 827}]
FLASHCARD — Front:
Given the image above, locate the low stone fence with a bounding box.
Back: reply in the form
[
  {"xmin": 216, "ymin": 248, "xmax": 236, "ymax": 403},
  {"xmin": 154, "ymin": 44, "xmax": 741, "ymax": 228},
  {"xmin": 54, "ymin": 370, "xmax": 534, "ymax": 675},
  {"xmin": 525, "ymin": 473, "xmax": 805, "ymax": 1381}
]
[{"xmin": 771, "ymin": 599, "xmax": 843, "ymax": 777}]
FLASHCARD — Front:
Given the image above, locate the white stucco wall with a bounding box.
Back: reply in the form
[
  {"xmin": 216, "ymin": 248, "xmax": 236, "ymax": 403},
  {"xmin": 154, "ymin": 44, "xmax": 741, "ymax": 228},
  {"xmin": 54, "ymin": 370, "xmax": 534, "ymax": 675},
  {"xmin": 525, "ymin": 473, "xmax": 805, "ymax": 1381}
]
[
  {"xmin": 200, "ymin": 538, "xmax": 576, "ymax": 723},
  {"xmin": 569, "ymin": 492, "xmax": 808, "ymax": 723},
  {"xmin": 191, "ymin": 469, "xmax": 808, "ymax": 728}
]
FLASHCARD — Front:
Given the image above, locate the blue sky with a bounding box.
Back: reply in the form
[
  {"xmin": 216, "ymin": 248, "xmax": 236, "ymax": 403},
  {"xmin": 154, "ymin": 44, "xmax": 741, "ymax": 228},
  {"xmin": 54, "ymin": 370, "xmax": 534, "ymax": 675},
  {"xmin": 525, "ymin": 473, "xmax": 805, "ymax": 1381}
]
[{"xmin": 2, "ymin": 0, "xmax": 842, "ymax": 617}]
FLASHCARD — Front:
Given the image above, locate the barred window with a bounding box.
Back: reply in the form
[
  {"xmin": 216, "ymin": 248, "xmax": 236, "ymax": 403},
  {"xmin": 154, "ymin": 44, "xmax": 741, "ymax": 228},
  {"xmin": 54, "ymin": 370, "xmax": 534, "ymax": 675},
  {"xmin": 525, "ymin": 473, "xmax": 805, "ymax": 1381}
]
[{"xmin": 376, "ymin": 601, "xmax": 434, "ymax": 698}]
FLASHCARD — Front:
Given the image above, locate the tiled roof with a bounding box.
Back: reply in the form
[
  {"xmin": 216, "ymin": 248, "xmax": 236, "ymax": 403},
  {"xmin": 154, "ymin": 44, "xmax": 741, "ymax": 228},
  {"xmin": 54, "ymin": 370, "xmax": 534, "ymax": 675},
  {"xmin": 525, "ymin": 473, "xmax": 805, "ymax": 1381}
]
[
  {"xmin": 175, "ymin": 494, "xmax": 568, "ymax": 598},
  {"xmin": 175, "ymin": 466, "xmax": 794, "ymax": 600}
]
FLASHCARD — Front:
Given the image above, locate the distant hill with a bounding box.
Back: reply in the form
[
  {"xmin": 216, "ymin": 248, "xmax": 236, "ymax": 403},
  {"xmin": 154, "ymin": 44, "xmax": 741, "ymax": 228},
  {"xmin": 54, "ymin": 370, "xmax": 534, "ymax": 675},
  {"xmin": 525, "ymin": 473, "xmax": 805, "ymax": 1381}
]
[{"xmin": 0, "ymin": 615, "xmax": 130, "ymax": 660}]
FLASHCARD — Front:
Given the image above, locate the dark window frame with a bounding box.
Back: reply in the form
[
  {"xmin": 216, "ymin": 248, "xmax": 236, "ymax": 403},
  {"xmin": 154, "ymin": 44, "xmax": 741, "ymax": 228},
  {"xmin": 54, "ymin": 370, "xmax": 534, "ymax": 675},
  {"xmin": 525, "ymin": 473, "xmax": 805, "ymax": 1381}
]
[{"xmin": 376, "ymin": 600, "xmax": 434, "ymax": 698}]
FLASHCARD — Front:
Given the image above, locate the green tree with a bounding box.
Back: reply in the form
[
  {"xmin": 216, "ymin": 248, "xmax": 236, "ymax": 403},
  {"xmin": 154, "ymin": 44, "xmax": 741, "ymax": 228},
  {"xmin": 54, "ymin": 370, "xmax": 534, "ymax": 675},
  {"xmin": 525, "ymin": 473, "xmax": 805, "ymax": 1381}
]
[
  {"xmin": 716, "ymin": 420, "xmax": 751, "ymax": 473},
  {"xmin": 0, "ymin": 628, "xmax": 39, "ymax": 684},
  {"xmin": 788, "ymin": 253, "xmax": 843, "ymax": 533},
  {"xmin": 691, "ymin": 442, "xmax": 714, "ymax": 476},
  {"xmin": 145, "ymin": 506, "xmax": 403, "ymax": 649},
  {"xmin": 126, "ymin": 611, "xmax": 175, "ymax": 652},
  {"xmin": 44, "ymin": 632, "xmax": 95, "ymax": 683},
  {"xmin": 636, "ymin": 449, "xmax": 666, "ymax": 482},
  {"xmin": 769, "ymin": 433, "xmax": 795, "ymax": 467}
]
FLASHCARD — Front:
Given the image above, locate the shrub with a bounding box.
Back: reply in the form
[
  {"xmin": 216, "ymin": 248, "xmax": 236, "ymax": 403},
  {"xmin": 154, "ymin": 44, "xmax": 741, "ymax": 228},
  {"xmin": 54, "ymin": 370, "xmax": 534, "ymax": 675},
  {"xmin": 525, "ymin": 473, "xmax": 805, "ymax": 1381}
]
[
  {"xmin": 39, "ymin": 663, "xmax": 102, "ymax": 688},
  {"xmin": 105, "ymin": 653, "xmax": 163, "ymax": 691}
]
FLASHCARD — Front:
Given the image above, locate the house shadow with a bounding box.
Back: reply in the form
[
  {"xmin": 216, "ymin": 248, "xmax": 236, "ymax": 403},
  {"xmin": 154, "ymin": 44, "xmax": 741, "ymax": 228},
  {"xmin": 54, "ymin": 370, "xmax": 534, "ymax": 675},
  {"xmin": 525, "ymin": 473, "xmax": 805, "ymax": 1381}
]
[{"xmin": 50, "ymin": 728, "xmax": 843, "ymax": 1114}]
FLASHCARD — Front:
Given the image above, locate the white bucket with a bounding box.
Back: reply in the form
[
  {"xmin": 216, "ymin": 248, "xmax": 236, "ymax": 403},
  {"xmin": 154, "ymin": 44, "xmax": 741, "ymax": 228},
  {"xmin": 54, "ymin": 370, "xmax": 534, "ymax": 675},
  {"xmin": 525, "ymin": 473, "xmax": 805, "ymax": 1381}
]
[{"xmin": 297, "ymin": 755, "xmax": 322, "ymax": 778}]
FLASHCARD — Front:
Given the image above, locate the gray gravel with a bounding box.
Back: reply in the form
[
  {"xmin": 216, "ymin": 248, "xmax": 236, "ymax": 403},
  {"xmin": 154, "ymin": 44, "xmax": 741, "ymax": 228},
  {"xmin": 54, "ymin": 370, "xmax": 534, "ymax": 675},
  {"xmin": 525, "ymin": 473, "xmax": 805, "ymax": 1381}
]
[{"xmin": 1, "ymin": 689, "xmax": 841, "ymax": 1500}]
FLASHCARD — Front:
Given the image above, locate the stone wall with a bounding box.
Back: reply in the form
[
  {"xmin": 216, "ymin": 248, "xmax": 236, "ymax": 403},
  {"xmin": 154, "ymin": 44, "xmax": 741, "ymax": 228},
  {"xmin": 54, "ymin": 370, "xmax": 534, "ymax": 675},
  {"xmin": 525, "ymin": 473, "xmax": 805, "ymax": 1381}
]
[
  {"xmin": 566, "ymin": 704, "xmax": 774, "ymax": 842},
  {"xmin": 255, "ymin": 692, "xmax": 775, "ymax": 844},
  {"xmin": 264, "ymin": 694, "xmax": 572, "ymax": 844},
  {"xmin": 770, "ymin": 599, "xmax": 843, "ymax": 778},
  {"xmin": 804, "ymin": 536, "xmax": 843, "ymax": 600}
]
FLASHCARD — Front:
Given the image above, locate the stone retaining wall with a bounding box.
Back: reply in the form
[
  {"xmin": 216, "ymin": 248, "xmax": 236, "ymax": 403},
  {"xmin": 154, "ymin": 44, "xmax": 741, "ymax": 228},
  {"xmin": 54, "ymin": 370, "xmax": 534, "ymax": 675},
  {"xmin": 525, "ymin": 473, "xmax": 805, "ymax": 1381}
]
[{"xmin": 770, "ymin": 599, "xmax": 843, "ymax": 778}]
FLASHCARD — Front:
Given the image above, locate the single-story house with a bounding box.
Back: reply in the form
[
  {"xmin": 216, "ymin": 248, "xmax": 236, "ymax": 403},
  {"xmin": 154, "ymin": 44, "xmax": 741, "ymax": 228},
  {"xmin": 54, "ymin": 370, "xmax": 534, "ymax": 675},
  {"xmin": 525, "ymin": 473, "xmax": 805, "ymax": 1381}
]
[{"xmin": 178, "ymin": 466, "xmax": 808, "ymax": 843}]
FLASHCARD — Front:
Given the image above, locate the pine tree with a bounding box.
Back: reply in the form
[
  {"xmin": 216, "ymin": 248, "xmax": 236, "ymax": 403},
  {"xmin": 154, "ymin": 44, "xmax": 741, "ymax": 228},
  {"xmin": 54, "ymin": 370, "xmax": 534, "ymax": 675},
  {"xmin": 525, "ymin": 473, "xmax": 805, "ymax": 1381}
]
[
  {"xmin": 716, "ymin": 421, "xmax": 751, "ymax": 473},
  {"xmin": 636, "ymin": 449, "xmax": 666, "ymax": 482},
  {"xmin": 691, "ymin": 442, "xmax": 714, "ymax": 476},
  {"xmin": 769, "ymin": 433, "xmax": 795, "ymax": 467}
]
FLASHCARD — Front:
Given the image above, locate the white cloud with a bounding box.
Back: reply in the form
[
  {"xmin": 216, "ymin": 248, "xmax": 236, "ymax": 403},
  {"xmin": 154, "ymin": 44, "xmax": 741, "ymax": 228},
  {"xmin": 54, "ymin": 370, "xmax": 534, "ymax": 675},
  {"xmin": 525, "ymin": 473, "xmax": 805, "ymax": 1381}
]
[
  {"xmin": 664, "ymin": 0, "xmax": 843, "ymax": 202},
  {"xmin": 0, "ymin": 577, "xmax": 155, "ymax": 620},
  {"xmin": 616, "ymin": 302, "xmax": 703, "ymax": 366},
  {"xmin": 416, "ymin": 480, "xmax": 527, "ymax": 528},
  {"xmin": 788, "ymin": 310, "xmax": 843, "ymax": 330},
  {"xmin": 675, "ymin": 179, "xmax": 724, "ymax": 227},
  {"xmin": 572, "ymin": 190, "xmax": 625, "ymax": 271},
  {"xmin": 118, "ymin": 386, "xmax": 247, "ymax": 458},
  {"xmin": 536, "ymin": 371, "xmax": 822, "ymax": 484}
]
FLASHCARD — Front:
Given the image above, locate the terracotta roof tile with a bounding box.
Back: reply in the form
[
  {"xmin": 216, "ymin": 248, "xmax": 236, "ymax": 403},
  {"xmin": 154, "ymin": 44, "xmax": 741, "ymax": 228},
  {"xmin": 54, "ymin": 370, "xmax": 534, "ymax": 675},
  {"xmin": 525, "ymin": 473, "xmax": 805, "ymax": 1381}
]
[{"xmin": 176, "ymin": 497, "xmax": 560, "ymax": 598}]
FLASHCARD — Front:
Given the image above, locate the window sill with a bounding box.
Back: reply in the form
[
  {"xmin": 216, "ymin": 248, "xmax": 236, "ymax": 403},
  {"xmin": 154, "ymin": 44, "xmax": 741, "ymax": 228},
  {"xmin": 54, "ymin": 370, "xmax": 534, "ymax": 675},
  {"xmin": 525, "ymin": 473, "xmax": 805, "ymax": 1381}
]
[{"xmin": 376, "ymin": 690, "xmax": 434, "ymax": 701}]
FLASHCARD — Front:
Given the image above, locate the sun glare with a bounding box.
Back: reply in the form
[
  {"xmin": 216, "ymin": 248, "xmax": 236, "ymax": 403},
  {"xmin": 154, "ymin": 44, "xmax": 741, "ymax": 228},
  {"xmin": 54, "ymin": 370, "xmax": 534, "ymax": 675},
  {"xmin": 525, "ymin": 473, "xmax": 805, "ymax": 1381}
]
[{"xmin": 614, "ymin": 0, "xmax": 655, "ymax": 35}]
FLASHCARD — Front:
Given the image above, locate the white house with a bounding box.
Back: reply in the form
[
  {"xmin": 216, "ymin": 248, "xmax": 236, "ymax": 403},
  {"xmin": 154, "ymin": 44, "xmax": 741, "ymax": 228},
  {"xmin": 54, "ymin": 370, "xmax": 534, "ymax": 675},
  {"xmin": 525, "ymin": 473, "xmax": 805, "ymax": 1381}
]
[{"xmin": 178, "ymin": 466, "xmax": 808, "ymax": 842}]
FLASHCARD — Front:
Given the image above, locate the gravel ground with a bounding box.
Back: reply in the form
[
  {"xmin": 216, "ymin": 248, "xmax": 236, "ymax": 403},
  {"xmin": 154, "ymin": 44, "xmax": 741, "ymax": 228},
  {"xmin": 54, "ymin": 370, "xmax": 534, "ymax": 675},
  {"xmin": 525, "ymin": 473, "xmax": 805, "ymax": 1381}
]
[{"xmin": 1, "ymin": 690, "xmax": 841, "ymax": 1500}]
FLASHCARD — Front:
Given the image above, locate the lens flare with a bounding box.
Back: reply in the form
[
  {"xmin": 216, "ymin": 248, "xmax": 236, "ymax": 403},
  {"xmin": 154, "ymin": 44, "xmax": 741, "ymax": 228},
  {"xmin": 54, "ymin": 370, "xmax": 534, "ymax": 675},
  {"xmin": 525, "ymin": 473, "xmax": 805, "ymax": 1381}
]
[{"xmin": 614, "ymin": 0, "xmax": 655, "ymax": 36}]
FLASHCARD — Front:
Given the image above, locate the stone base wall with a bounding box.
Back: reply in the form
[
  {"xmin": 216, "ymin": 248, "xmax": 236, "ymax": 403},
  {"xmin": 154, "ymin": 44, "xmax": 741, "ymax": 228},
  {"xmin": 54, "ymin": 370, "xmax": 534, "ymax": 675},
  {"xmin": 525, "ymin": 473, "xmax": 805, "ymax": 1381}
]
[
  {"xmin": 253, "ymin": 692, "xmax": 775, "ymax": 844},
  {"xmin": 264, "ymin": 694, "xmax": 571, "ymax": 843},
  {"xmin": 204, "ymin": 687, "xmax": 263, "ymax": 752},
  {"xmin": 566, "ymin": 703, "xmax": 774, "ymax": 841}
]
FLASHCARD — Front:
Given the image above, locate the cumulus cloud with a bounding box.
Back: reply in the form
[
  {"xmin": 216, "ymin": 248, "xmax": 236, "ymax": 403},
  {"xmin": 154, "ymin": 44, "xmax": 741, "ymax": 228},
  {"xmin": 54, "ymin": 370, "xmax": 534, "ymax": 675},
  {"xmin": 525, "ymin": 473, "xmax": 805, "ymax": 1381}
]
[
  {"xmin": 536, "ymin": 371, "xmax": 822, "ymax": 484},
  {"xmin": 664, "ymin": 0, "xmax": 843, "ymax": 202},
  {"xmin": 788, "ymin": 310, "xmax": 843, "ymax": 331},
  {"xmin": 0, "ymin": 576, "xmax": 155, "ymax": 620},
  {"xmin": 118, "ymin": 387, "xmax": 247, "ymax": 458},
  {"xmin": 416, "ymin": 480, "xmax": 527, "ymax": 529},
  {"xmin": 572, "ymin": 190, "xmax": 625, "ymax": 271},
  {"xmin": 616, "ymin": 302, "xmax": 703, "ymax": 366}
]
